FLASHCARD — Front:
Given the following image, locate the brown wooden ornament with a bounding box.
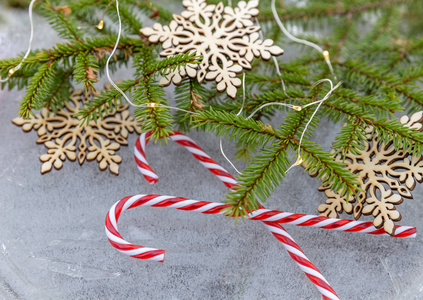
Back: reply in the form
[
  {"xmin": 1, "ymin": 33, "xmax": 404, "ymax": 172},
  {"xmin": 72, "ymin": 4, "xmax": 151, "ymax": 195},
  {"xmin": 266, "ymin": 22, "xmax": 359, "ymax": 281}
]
[
  {"xmin": 311, "ymin": 111, "xmax": 423, "ymax": 236},
  {"xmin": 12, "ymin": 85, "xmax": 141, "ymax": 175},
  {"xmin": 140, "ymin": 0, "xmax": 283, "ymax": 98}
]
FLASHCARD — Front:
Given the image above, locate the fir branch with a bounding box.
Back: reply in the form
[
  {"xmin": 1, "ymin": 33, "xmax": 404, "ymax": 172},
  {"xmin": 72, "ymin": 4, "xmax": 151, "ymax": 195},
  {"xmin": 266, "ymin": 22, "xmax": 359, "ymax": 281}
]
[
  {"xmin": 19, "ymin": 61, "xmax": 56, "ymax": 118},
  {"xmin": 75, "ymin": 79, "xmax": 139, "ymax": 124},
  {"xmin": 147, "ymin": 52, "xmax": 201, "ymax": 76},
  {"xmin": 223, "ymin": 109, "xmax": 319, "ymax": 217},
  {"xmin": 192, "ymin": 109, "xmax": 282, "ymax": 146},
  {"xmin": 0, "ymin": 36, "xmax": 142, "ymax": 71},
  {"xmin": 224, "ymin": 141, "xmax": 291, "ymax": 218},
  {"xmin": 38, "ymin": 2, "xmax": 82, "ymax": 42},
  {"xmin": 107, "ymin": 1, "xmax": 143, "ymax": 35},
  {"xmin": 174, "ymin": 78, "xmax": 206, "ymax": 132},
  {"xmin": 298, "ymin": 141, "xmax": 361, "ymax": 197},
  {"xmin": 44, "ymin": 68, "xmax": 73, "ymax": 113},
  {"xmin": 372, "ymin": 118, "xmax": 423, "ymax": 157},
  {"xmin": 339, "ymin": 60, "xmax": 423, "ymax": 107},
  {"xmin": 332, "ymin": 119, "xmax": 368, "ymax": 156},
  {"xmin": 67, "ymin": 0, "xmax": 119, "ymax": 37},
  {"xmin": 259, "ymin": 0, "xmax": 411, "ymax": 22},
  {"xmin": 131, "ymin": 47, "xmax": 175, "ymax": 140},
  {"xmin": 133, "ymin": 83, "xmax": 174, "ymax": 141},
  {"xmin": 74, "ymin": 52, "xmax": 100, "ymax": 92},
  {"xmin": 234, "ymin": 139, "xmax": 259, "ymax": 162},
  {"xmin": 130, "ymin": 0, "xmax": 173, "ymax": 23},
  {"xmin": 331, "ymin": 88, "xmax": 401, "ymax": 118}
]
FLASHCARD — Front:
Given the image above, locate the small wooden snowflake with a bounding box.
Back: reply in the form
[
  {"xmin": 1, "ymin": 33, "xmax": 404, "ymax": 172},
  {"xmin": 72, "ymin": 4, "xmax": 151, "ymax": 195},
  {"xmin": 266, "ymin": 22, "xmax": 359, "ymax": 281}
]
[
  {"xmin": 311, "ymin": 111, "xmax": 423, "ymax": 235},
  {"xmin": 140, "ymin": 0, "xmax": 283, "ymax": 98},
  {"xmin": 12, "ymin": 85, "xmax": 141, "ymax": 175}
]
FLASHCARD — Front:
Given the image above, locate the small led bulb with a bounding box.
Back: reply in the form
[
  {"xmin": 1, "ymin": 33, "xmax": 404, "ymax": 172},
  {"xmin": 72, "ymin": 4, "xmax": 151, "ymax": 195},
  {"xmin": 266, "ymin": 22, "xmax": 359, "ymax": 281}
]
[
  {"xmin": 322, "ymin": 50, "xmax": 330, "ymax": 60},
  {"xmin": 8, "ymin": 67, "xmax": 17, "ymax": 77},
  {"xmin": 292, "ymin": 105, "xmax": 302, "ymax": 111},
  {"xmin": 147, "ymin": 102, "xmax": 159, "ymax": 108},
  {"xmin": 294, "ymin": 155, "xmax": 304, "ymax": 166},
  {"xmin": 96, "ymin": 20, "xmax": 104, "ymax": 30}
]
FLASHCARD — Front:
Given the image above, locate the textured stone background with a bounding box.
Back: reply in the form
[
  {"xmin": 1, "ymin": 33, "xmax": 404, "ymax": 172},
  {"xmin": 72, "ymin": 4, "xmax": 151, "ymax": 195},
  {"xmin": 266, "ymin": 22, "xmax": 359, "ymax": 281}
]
[{"xmin": 0, "ymin": 3, "xmax": 422, "ymax": 300}]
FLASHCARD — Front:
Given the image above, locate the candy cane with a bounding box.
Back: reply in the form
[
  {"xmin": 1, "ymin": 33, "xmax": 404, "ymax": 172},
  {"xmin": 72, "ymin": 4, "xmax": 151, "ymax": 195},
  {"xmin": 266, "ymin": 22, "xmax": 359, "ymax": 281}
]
[
  {"xmin": 106, "ymin": 131, "xmax": 415, "ymax": 300},
  {"xmin": 106, "ymin": 194, "xmax": 341, "ymax": 300},
  {"xmin": 121, "ymin": 131, "xmax": 342, "ymax": 298}
]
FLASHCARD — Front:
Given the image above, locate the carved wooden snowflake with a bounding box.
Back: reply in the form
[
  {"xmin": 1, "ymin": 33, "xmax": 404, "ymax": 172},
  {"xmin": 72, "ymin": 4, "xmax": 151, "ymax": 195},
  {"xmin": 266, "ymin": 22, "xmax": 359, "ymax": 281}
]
[
  {"xmin": 312, "ymin": 111, "xmax": 423, "ymax": 236},
  {"xmin": 140, "ymin": 0, "xmax": 283, "ymax": 98},
  {"xmin": 12, "ymin": 86, "xmax": 141, "ymax": 175}
]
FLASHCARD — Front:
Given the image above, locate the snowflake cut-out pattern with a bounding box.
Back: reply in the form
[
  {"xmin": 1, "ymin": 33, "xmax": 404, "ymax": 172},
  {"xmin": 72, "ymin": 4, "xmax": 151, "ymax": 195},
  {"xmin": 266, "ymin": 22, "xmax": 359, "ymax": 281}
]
[
  {"xmin": 312, "ymin": 111, "xmax": 423, "ymax": 236},
  {"xmin": 12, "ymin": 86, "xmax": 141, "ymax": 175},
  {"xmin": 140, "ymin": 0, "xmax": 283, "ymax": 98}
]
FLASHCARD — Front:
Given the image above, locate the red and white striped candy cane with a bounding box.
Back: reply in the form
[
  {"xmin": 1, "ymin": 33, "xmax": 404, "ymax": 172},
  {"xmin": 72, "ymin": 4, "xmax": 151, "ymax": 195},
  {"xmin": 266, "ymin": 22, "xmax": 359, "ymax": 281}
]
[
  {"xmin": 105, "ymin": 131, "xmax": 414, "ymax": 299},
  {"xmin": 106, "ymin": 194, "xmax": 339, "ymax": 299},
  {"xmin": 113, "ymin": 130, "xmax": 342, "ymax": 299}
]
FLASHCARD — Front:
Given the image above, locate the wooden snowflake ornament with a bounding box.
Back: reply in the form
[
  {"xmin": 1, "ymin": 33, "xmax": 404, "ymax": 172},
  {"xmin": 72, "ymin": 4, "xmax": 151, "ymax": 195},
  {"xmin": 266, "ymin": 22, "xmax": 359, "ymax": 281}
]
[
  {"xmin": 140, "ymin": 0, "xmax": 283, "ymax": 98},
  {"xmin": 313, "ymin": 111, "xmax": 423, "ymax": 236},
  {"xmin": 12, "ymin": 86, "xmax": 141, "ymax": 175}
]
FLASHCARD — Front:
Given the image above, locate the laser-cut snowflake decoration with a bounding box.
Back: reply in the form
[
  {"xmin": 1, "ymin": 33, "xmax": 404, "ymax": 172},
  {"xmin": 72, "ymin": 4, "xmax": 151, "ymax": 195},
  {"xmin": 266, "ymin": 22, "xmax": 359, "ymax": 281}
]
[
  {"xmin": 140, "ymin": 0, "xmax": 283, "ymax": 98},
  {"xmin": 12, "ymin": 86, "xmax": 141, "ymax": 175},
  {"xmin": 312, "ymin": 111, "xmax": 423, "ymax": 236}
]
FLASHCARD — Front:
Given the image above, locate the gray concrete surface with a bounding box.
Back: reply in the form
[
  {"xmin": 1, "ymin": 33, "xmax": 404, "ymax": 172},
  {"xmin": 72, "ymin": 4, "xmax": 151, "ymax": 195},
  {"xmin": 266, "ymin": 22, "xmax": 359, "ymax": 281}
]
[{"xmin": 1, "ymin": 4, "xmax": 423, "ymax": 300}]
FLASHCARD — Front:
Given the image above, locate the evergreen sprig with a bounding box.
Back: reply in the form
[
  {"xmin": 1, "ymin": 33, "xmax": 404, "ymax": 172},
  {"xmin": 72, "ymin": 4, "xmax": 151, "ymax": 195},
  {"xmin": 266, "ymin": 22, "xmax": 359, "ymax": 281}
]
[
  {"xmin": 39, "ymin": 1, "xmax": 83, "ymax": 42},
  {"xmin": 1, "ymin": 0, "xmax": 423, "ymax": 220},
  {"xmin": 74, "ymin": 52, "xmax": 100, "ymax": 92},
  {"xmin": 19, "ymin": 61, "xmax": 56, "ymax": 118}
]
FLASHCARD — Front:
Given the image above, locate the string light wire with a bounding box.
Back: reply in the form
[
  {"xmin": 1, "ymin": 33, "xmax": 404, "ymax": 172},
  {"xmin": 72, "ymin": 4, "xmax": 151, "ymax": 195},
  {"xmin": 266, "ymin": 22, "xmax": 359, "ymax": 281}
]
[
  {"xmin": 77, "ymin": 0, "xmax": 115, "ymax": 30},
  {"xmin": 0, "ymin": 0, "xmax": 37, "ymax": 83},
  {"xmin": 270, "ymin": 0, "xmax": 336, "ymax": 79},
  {"xmin": 105, "ymin": 0, "xmax": 201, "ymax": 118},
  {"xmin": 219, "ymin": 72, "xmax": 246, "ymax": 175},
  {"xmin": 285, "ymin": 80, "xmax": 342, "ymax": 174},
  {"xmin": 105, "ymin": 0, "xmax": 341, "ymax": 176},
  {"xmin": 255, "ymin": 17, "xmax": 289, "ymax": 97}
]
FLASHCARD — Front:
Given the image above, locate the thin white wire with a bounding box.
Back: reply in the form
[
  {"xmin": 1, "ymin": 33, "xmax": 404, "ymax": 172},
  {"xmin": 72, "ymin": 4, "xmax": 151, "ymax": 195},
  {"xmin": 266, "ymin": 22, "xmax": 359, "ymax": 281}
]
[
  {"xmin": 285, "ymin": 80, "xmax": 342, "ymax": 174},
  {"xmin": 271, "ymin": 0, "xmax": 323, "ymax": 52},
  {"xmin": 220, "ymin": 139, "xmax": 242, "ymax": 174},
  {"xmin": 246, "ymin": 102, "xmax": 298, "ymax": 120},
  {"xmin": 105, "ymin": 0, "xmax": 200, "ymax": 117},
  {"xmin": 270, "ymin": 0, "xmax": 336, "ymax": 79},
  {"xmin": 0, "ymin": 0, "xmax": 36, "ymax": 83},
  {"xmin": 237, "ymin": 73, "xmax": 246, "ymax": 116},
  {"xmin": 105, "ymin": 0, "xmax": 136, "ymax": 106},
  {"xmin": 246, "ymin": 79, "xmax": 335, "ymax": 120},
  {"xmin": 255, "ymin": 17, "xmax": 288, "ymax": 97},
  {"xmin": 220, "ymin": 73, "xmax": 246, "ymax": 175}
]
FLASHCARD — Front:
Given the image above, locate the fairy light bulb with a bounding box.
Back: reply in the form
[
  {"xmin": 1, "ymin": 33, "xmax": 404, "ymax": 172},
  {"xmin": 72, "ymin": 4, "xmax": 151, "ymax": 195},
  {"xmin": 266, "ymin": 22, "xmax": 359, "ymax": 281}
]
[
  {"xmin": 96, "ymin": 20, "xmax": 104, "ymax": 30},
  {"xmin": 322, "ymin": 50, "xmax": 330, "ymax": 60},
  {"xmin": 8, "ymin": 67, "xmax": 18, "ymax": 77},
  {"xmin": 292, "ymin": 105, "xmax": 302, "ymax": 111},
  {"xmin": 147, "ymin": 102, "xmax": 159, "ymax": 108},
  {"xmin": 293, "ymin": 155, "xmax": 304, "ymax": 166}
]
